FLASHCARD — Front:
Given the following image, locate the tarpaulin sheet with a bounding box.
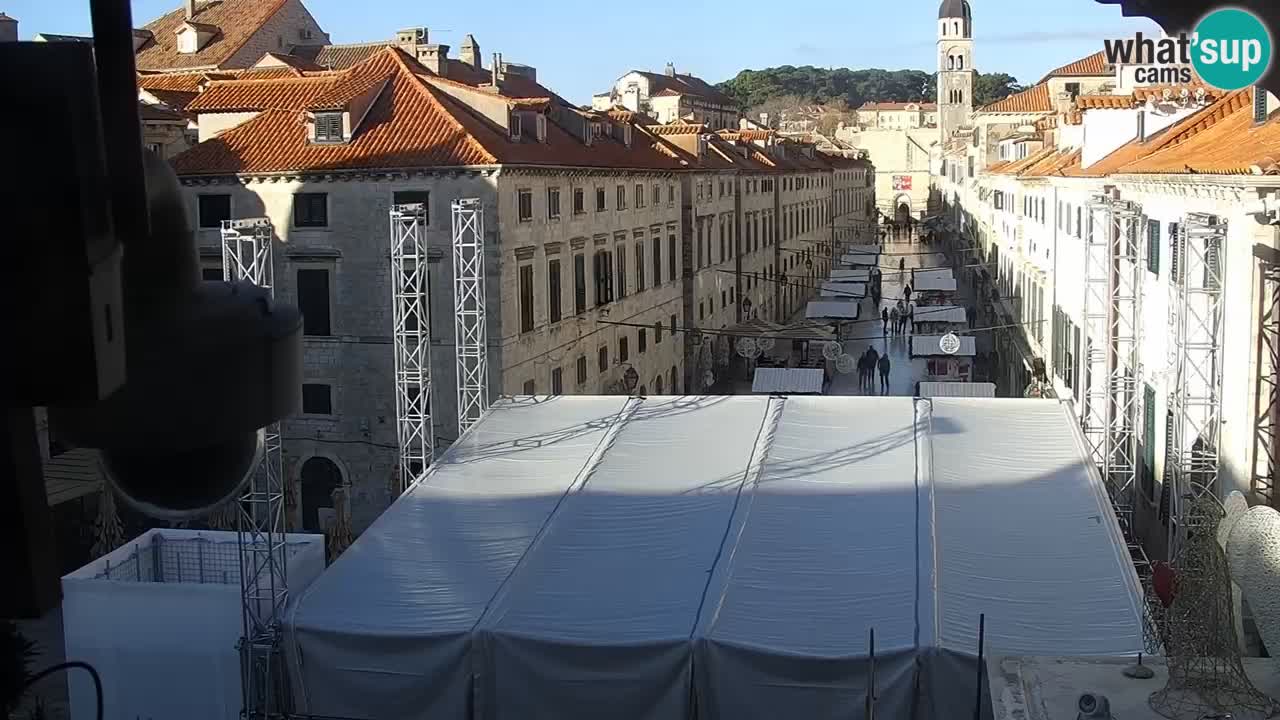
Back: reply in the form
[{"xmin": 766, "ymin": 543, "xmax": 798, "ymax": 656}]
[
  {"xmin": 284, "ymin": 397, "xmax": 1145, "ymax": 720},
  {"xmin": 285, "ymin": 396, "xmax": 631, "ymax": 720}
]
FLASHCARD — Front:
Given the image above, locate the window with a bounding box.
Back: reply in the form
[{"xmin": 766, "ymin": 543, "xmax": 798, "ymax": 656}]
[
  {"xmin": 619, "ymin": 336, "xmax": 629, "ymax": 362},
  {"xmin": 652, "ymin": 240, "xmax": 662, "ymax": 285},
  {"xmin": 1146, "ymin": 219, "xmax": 1160, "ymax": 274},
  {"xmin": 1142, "ymin": 383, "xmax": 1157, "ymax": 500},
  {"xmin": 547, "ymin": 187, "xmax": 561, "ymax": 219},
  {"xmin": 296, "ymin": 268, "xmax": 331, "ymax": 336},
  {"xmin": 616, "ymin": 245, "xmax": 628, "ymax": 299},
  {"xmin": 652, "ymin": 184, "xmax": 661, "ymax": 206},
  {"xmin": 699, "ymin": 301, "xmax": 704, "ymax": 320},
  {"xmin": 668, "ymin": 184, "xmax": 675, "ymax": 205},
  {"xmin": 577, "ymin": 356, "xmax": 588, "ymax": 385},
  {"xmin": 636, "ymin": 242, "xmax": 645, "ymax": 291},
  {"xmin": 635, "ymin": 183, "xmax": 645, "ymax": 208},
  {"xmin": 655, "ymin": 321, "xmax": 663, "ymax": 343},
  {"xmin": 668, "ymin": 234, "xmax": 677, "ymax": 280},
  {"xmin": 596, "ymin": 187, "xmax": 606, "ymax": 212},
  {"xmin": 198, "ymin": 194, "xmax": 231, "ymax": 229},
  {"xmin": 669, "ymin": 314, "xmax": 677, "ymax": 337},
  {"xmin": 517, "ymin": 189, "xmax": 533, "ymax": 222},
  {"xmin": 301, "ymin": 383, "xmax": 332, "ymax": 415},
  {"xmin": 598, "ymin": 346, "xmax": 609, "ymax": 372},
  {"xmin": 594, "ymin": 250, "xmax": 614, "ymax": 306},
  {"xmin": 547, "ymin": 259, "xmax": 562, "ymax": 324},
  {"xmin": 719, "ymin": 223, "xmax": 726, "ymax": 262},
  {"xmin": 1065, "ymin": 82, "xmax": 1081, "ymax": 99},
  {"xmin": 314, "ymin": 112, "xmax": 343, "ymax": 143},
  {"xmin": 616, "ymin": 185, "xmax": 627, "ymax": 210},
  {"xmin": 523, "ymin": 379, "xmax": 535, "ymax": 394},
  {"xmin": 574, "ymin": 254, "xmax": 587, "ymax": 314},
  {"xmin": 519, "ymin": 264, "xmax": 535, "ymax": 333},
  {"xmin": 639, "ymin": 328, "xmax": 647, "ymax": 353},
  {"xmin": 293, "ymin": 193, "xmax": 328, "ymax": 228},
  {"xmin": 573, "ymin": 188, "xmax": 585, "ymax": 215},
  {"xmin": 551, "ymin": 367, "xmax": 563, "ymax": 395},
  {"xmin": 392, "ymin": 190, "xmax": 430, "ymax": 224}
]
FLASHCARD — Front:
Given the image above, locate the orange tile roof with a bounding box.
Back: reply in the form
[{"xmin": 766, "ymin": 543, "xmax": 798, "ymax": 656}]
[
  {"xmin": 1066, "ymin": 89, "xmax": 1252, "ymax": 177},
  {"xmin": 171, "ymin": 47, "xmax": 693, "ymax": 176},
  {"xmin": 1020, "ymin": 148, "xmax": 1082, "ymax": 177},
  {"xmin": 138, "ymin": 71, "xmax": 209, "ymax": 92},
  {"xmin": 858, "ymin": 101, "xmax": 938, "ymax": 111},
  {"xmin": 144, "ymin": 88, "xmax": 200, "ymax": 114},
  {"xmin": 257, "ymin": 52, "xmax": 324, "ymax": 72},
  {"xmin": 980, "ymin": 83, "xmax": 1052, "ymax": 114},
  {"xmin": 290, "ymin": 42, "xmax": 385, "ymax": 71},
  {"xmin": 186, "ymin": 76, "xmax": 337, "ymax": 112},
  {"xmin": 1132, "ymin": 83, "xmax": 1221, "ymax": 104},
  {"xmin": 646, "ymin": 124, "xmax": 707, "ymax": 136},
  {"xmin": 135, "ymin": 0, "xmax": 289, "ymax": 71},
  {"xmin": 988, "ymin": 146, "xmax": 1056, "ymax": 175},
  {"xmin": 1116, "ymin": 91, "xmax": 1280, "ymax": 175},
  {"xmin": 1077, "ymin": 94, "xmax": 1132, "ymax": 110},
  {"xmin": 1038, "ymin": 51, "xmax": 1110, "ymax": 84}
]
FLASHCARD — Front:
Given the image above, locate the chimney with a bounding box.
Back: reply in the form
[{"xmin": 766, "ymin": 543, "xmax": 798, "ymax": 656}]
[
  {"xmin": 664, "ymin": 62, "xmax": 675, "ymax": 78},
  {"xmin": 1254, "ymin": 85, "xmax": 1270, "ymax": 125},
  {"xmin": 460, "ymin": 34, "xmax": 480, "ymax": 70},
  {"xmin": 491, "ymin": 52, "xmax": 504, "ymax": 87},
  {"xmin": 185, "ymin": 0, "xmax": 195, "ymax": 20},
  {"xmin": 0, "ymin": 13, "xmax": 16, "ymax": 43},
  {"xmin": 416, "ymin": 43, "xmax": 449, "ymax": 76},
  {"xmin": 1136, "ymin": 111, "xmax": 1147, "ymax": 143}
]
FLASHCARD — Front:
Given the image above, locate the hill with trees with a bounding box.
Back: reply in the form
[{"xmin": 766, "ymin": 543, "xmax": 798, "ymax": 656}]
[{"xmin": 715, "ymin": 66, "xmax": 1023, "ymax": 113}]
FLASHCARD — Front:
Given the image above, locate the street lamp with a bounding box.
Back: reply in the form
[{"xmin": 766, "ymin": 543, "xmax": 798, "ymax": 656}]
[
  {"xmin": 805, "ymin": 258, "xmax": 813, "ymax": 271},
  {"xmin": 742, "ymin": 297, "xmax": 753, "ymax": 316}
]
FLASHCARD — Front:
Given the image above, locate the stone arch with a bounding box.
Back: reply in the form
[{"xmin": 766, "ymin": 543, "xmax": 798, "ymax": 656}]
[
  {"xmin": 893, "ymin": 193, "xmax": 914, "ymax": 224},
  {"xmin": 300, "ymin": 456, "xmax": 345, "ymax": 533}
]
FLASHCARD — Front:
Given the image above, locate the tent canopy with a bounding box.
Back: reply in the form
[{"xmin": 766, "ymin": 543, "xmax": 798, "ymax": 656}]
[
  {"xmin": 285, "ymin": 397, "xmax": 1145, "ymax": 720},
  {"xmin": 829, "ymin": 268, "xmax": 871, "ymax": 281},
  {"xmin": 913, "ymin": 305, "xmax": 967, "ymax": 324},
  {"xmin": 751, "ymin": 367, "xmax": 825, "ymax": 394},
  {"xmin": 806, "ymin": 300, "xmax": 861, "ymax": 320},
  {"xmin": 912, "ymin": 334, "xmax": 977, "ymax": 357}
]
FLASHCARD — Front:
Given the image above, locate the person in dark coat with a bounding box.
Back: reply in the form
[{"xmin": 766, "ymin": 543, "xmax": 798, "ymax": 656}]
[
  {"xmin": 903, "ymin": 285, "xmax": 913, "ymax": 304},
  {"xmin": 858, "ymin": 352, "xmax": 870, "ymax": 391},
  {"xmin": 878, "ymin": 353, "xmax": 891, "ymax": 394},
  {"xmin": 898, "ymin": 257, "xmax": 905, "ymax": 273},
  {"xmin": 881, "ymin": 307, "xmax": 890, "ymax": 335},
  {"xmin": 966, "ymin": 304, "xmax": 977, "ymax": 329}
]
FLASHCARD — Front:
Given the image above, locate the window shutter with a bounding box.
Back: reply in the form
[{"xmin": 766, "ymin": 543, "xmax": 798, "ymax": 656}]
[
  {"xmin": 1169, "ymin": 222, "xmax": 1182, "ymax": 285},
  {"xmin": 1146, "ymin": 219, "xmax": 1160, "ymax": 275},
  {"xmin": 1205, "ymin": 234, "xmax": 1222, "ymax": 292}
]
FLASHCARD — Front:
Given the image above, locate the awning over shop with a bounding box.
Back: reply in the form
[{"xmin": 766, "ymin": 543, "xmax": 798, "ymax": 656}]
[
  {"xmin": 918, "ymin": 381, "xmax": 996, "ymax": 398},
  {"xmin": 820, "ymin": 281, "xmax": 865, "ymax": 298},
  {"xmin": 722, "ymin": 319, "xmax": 836, "ymax": 342},
  {"xmin": 806, "ymin": 301, "xmax": 860, "ymax": 320},
  {"xmin": 913, "ymin": 306, "xmax": 967, "ymax": 324},
  {"xmin": 829, "ymin": 268, "xmax": 871, "ymax": 282},
  {"xmin": 911, "ymin": 334, "xmax": 976, "ymax": 357},
  {"xmin": 751, "ymin": 368, "xmax": 825, "ymax": 394}
]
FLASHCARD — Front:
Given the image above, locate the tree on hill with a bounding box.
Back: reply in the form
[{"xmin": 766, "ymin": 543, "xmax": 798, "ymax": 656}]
[{"xmin": 717, "ymin": 65, "xmax": 1022, "ymax": 111}]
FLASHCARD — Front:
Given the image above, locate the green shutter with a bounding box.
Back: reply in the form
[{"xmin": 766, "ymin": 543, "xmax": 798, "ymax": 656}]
[
  {"xmin": 1146, "ymin": 220, "xmax": 1160, "ymax": 275},
  {"xmin": 1143, "ymin": 384, "xmax": 1157, "ymax": 499}
]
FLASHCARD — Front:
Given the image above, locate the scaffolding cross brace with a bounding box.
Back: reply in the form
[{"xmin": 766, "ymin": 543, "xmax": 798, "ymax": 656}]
[
  {"xmin": 453, "ymin": 199, "xmax": 489, "ymax": 436},
  {"xmin": 221, "ymin": 217, "xmax": 289, "ymax": 719},
  {"xmin": 390, "ymin": 203, "xmax": 435, "ymax": 493}
]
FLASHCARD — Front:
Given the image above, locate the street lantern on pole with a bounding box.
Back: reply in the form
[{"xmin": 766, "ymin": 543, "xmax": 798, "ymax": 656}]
[
  {"xmin": 805, "ymin": 257, "xmax": 813, "ymax": 271},
  {"xmin": 742, "ymin": 297, "xmax": 753, "ymax": 317},
  {"xmin": 623, "ymin": 366, "xmax": 639, "ymax": 395}
]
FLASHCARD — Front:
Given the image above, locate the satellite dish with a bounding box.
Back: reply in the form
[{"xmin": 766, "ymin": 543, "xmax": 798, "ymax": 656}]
[
  {"xmin": 702, "ymin": 370, "xmax": 716, "ymax": 389},
  {"xmin": 939, "ymin": 332, "xmax": 961, "ymax": 355},
  {"xmin": 835, "ymin": 353, "xmax": 856, "ymax": 374},
  {"xmin": 737, "ymin": 337, "xmax": 762, "ymax": 359},
  {"xmin": 822, "ymin": 341, "xmax": 842, "ymax": 360}
]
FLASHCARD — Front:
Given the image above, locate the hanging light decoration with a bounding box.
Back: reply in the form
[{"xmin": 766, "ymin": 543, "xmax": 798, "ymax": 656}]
[
  {"xmin": 702, "ymin": 370, "xmax": 716, "ymax": 389},
  {"xmin": 835, "ymin": 353, "xmax": 857, "ymax": 374},
  {"xmin": 822, "ymin": 340, "xmax": 842, "ymax": 361},
  {"xmin": 757, "ymin": 336, "xmax": 776, "ymax": 353},
  {"xmin": 737, "ymin": 337, "xmax": 761, "ymax": 359}
]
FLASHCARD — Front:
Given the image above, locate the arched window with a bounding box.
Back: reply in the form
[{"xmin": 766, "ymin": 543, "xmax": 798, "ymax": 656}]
[
  {"xmin": 300, "ymin": 456, "xmax": 343, "ymax": 532},
  {"xmin": 957, "ymin": 55, "xmax": 964, "ymax": 69},
  {"xmin": 957, "ymin": 90, "xmax": 964, "ymax": 105},
  {"xmin": 948, "ymin": 55, "xmax": 955, "ymax": 70}
]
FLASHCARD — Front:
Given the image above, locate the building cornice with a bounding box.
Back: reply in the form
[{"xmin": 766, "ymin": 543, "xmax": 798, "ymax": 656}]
[
  {"xmin": 178, "ymin": 166, "xmax": 503, "ymax": 186},
  {"xmin": 1108, "ymin": 174, "xmax": 1277, "ymax": 202}
]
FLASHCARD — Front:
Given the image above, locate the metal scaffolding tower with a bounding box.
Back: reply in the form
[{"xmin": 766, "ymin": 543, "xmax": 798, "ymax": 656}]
[
  {"xmin": 452, "ymin": 198, "xmax": 489, "ymax": 436},
  {"xmin": 390, "ymin": 203, "xmax": 434, "ymax": 493},
  {"xmin": 220, "ymin": 218, "xmax": 289, "ymax": 719},
  {"xmin": 1252, "ymin": 253, "xmax": 1280, "ymax": 508},
  {"xmin": 1081, "ymin": 197, "xmax": 1145, "ymax": 543},
  {"xmin": 1167, "ymin": 214, "xmax": 1227, "ymax": 560}
]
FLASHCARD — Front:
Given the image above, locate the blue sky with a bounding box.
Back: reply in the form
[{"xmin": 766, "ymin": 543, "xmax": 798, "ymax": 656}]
[{"xmin": 7, "ymin": 0, "xmax": 1160, "ymax": 103}]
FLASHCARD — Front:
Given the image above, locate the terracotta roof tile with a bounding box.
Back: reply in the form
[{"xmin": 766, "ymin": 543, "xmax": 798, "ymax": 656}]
[
  {"xmin": 1020, "ymin": 148, "xmax": 1082, "ymax": 177},
  {"xmin": 858, "ymin": 101, "xmax": 937, "ymax": 111},
  {"xmin": 988, "ymin": 146, "xmax": 1056, "ymax": 175},
  {"xmin": 138, "ymin": 71, "xmax": 208, "ymax": 92},
  {"xmin": 289, "ymin": 42, "xmax": 386, "ymax": 71},
  {"xmin": 646, "ymin": 123, "xmax": 707, "ymax": 136},
  {"xmin": 144, "ymin": 88, "xmax": 201, "ymax": 113},
  {"xmin": 1038, "ymin": 51, "xmax": 1109, "ymax": 84},
  {"xmin": 136, "ymin": 0, "xmax": 289, "ymax": 71},
  {"xmin": 980, "ymin": 83, "xmax": 1052, "ymax": 114},
  {"xmin": 632, "ymin": 70, "xmax": 737, "ymax": 107},
  {"xmin": 140, "ymin": 101, "xmax": 187, "ymax": 122},
  {"xmin": 186, "ymin": 75, "xmax": 337, "ymax": 112},
  {"xmin": 1077, "ymin": 94, "xmax": 1133, "ymax": 109},
  {"xmin": 256, "ymin": 51, "xmax": 324, "ymax": 72},
  {"xmin": 1117, "ymin": 90, "xmax": 1279, "ymax": 175}
]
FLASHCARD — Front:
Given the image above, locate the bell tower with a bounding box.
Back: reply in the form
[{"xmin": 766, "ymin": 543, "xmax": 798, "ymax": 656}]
[{"xmin": 937, "ymin": 0, "xmax": 974, "ymax": 144}]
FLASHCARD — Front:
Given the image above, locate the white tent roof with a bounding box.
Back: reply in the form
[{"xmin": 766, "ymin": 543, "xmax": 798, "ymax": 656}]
[
  {"xmin": 913, "ymin": 276, "xmax": 958, "ymax": 292},
  {"xmin": 843, "ymin": 244, "xmax": 880, "ymax": 254},
  {"xmin": 912, "ymin": 334, "xmax": 977, "ymax": 356},
  {"xmin": 919, "ymin": 381, "xmax": 996, "ymax": 398},
  {"xmin": 913, "ymin": 268, "xmax": 954, "ymax": 283},
  {"xmin": 913, "ymin": 305, "xmax": 967, "ymax": 324},
  {"xmin": 829, "ymin": 268, "xmax": 871, "ymax": 281},
  {"xmin": 820, "ymin": 281, "xmax": 865, "ymax": 298},
  {"xmin": 843, "ymin": 253, "xmax": 879, "ymax": 266},
  {"xmin": 806, "ymin": 300, "xmax": 861, "ymax": 319},
  {"xmin": 285, "ymin": 396, "xmax": 1145, "ymax": 720},
  {"xmin": 752, "ymin": 367, "xmax": 824, "ymax": 394}
]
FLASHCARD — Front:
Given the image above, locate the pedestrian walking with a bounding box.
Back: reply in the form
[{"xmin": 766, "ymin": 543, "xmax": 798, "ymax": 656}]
[
  {"xmin": 899, "ymin": 257, "xmax": 905, "ymax": 273},
  {"xmin": 881, "ymin": 307, "xmax": 889, "ymax": 335},
  {"xmin": 895, "ymin": 299, "xmax": 906, "ymax": 334},
  {"xmin": 903, "ymin": 284, "xmax": 913, "ymax": 304},
  {"xmin": 966, "ymin": 304, "xmax": 976, "ymax": 329},
  {"xmin": 878, "ymin": 354, "xmax": 891, "ymax": 394},
  {"xmin": 889, "ymin": 305, "xmax": 900, "ymax": 336},
  {"xmin": 906, "ymin": 300, "xmax": 916, "ymax": 335},
  {"xmin": 858, "ymin": 352, "xmax": 870, "ymax": 391}
]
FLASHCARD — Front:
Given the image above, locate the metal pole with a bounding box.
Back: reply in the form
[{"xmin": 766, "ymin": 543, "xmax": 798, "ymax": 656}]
[
  {"xmin": 867, "ymin": 627, "xmax": 877, "ymax": 720},
  {"xmin": 390, "ymin": 203, "xmax": 434, "ymax": 492},
  {"xmin": 973, "ymin": 613, "xmax": 985, "ymax": 720}
]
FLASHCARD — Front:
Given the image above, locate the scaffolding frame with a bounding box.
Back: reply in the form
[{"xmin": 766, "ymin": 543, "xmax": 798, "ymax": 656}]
[
  {"xmin": 1167, "ymin": 214, "xmax": 1227, "ymax": 560},
  {"xmin": 1252, "ymin": 256, "xmax": 1280, "ymax": 508},
  {"xmin": 390, "ymin": 203, "xmax": 434, "ymax": 493},
  {"xmin": 452, "ymin": 199, "xmax": 489, "ymax": 436},
  {"xmin": 220, "ymin": 218, "xmax": 289, "ymax": 719},
  {"xmin": 1082, "ymin": 197, "xmax": 1145, "ymax": 543}
]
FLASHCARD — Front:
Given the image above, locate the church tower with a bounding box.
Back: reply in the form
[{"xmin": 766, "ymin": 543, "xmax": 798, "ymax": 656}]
[{"xmin": 937, "ymin": 0, "xmax": 974, "ymax": 144}]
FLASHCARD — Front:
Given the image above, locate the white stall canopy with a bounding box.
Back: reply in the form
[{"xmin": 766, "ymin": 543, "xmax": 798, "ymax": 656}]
[
  {"xmin": 829, "ymin": 268, "xmax": 871, "ymax": 281},
  {"xmin": 919, "ymin": 381, "xmax": 996, "ymax": 398},
  {"xmin": 752, "ymin": 367, "xmax": 825, "ymax": 394},
  {"xmin": 913, "ymin": 305, "xmax": 967, "ymax": 325},
  {"xmin": 806, "ymin": 300, "xmax": 861, "ymax": 320},
  {"xmin": 284, "ymin": 396, "xmax": 1145, "ymax": 720},
  {"xmin": 843, "ymin": 252, "xmax": 879, "ymax": 267},
  {"xmin": 820, "ymin": 281, "xmax": 866, "ymax": 298},
  {"xmin": 912, "ymin": 334, "xmax": 977, "ymax": 357}
]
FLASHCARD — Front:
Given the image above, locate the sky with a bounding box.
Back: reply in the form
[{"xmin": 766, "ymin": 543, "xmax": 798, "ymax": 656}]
[{"xmin": 7, "ymin": 0, "xmax": 1161, "ymax": 103}]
